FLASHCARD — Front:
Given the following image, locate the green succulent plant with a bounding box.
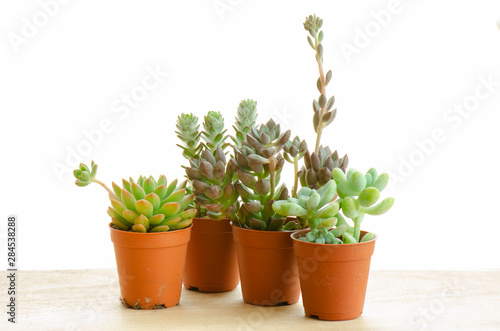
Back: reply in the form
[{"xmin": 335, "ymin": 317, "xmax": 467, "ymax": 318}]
[
  {"xmin": 202, "ymin": 111, "xmax": 230, "ymax": 154},
  {"xmin": 297, "ymin": 146, "xmax": 348, "ymax": 189},
  {"xmin": 73, "ymin": 162, "xmax": 197, "ymax": 233},
  {"xmin": 273, "ymin": 167, "xmax": 394, "ymax": 244},
  {"xmin": 303, "ymin": 14, "xmax": 338, "ymax": 155},
  {"xmin": 283, "ymin": 136, "xmax": 308, "ymax": 197},
  {"xmin": 273, "ymin": 180, "xmax": 339, "ymax": 240},
  {"xmin": 176, "ymin": 113, "xmax": 203, "ymax": 162},
  {"xmin": 230, "ymin": 119, "xmax": 297, "ymax": 231},
  {"xmin": 333, "ymin": 168, "xmax": 394, "ymax": 241},
  {"xmin": 186, "ymin": 145, "xmax": 239, "ymax": 221},
  {"xmin": 232, "ymin": 99, "xmax": 258, "ymax": 148}
]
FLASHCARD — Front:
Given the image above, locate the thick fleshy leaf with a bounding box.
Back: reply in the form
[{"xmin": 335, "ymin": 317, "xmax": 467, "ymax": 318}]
[
  {"xmin": 112, "ymin": 182, "xmax": 122, "ymax": 199},
  {"xmin": 107, "ymin": 207, "xmax": 127, "ymax": 223},
  {"xmin": 332, "ymin": 168, "xmax": 357, "ymax": 198},
  {"xmin": 111, "ymin": 217, "xmax": 129, "ymax": 231},
  {"xmin": 121, "ymin": 189, "xmax": 137, "ymax": 211},
  {"xmin": 142, "ymin": 177, "xmax": 156, "ymax": 194},
  {"xmin": 347, "ymin": 169, "xmax": 366, "ymax": 193},
  {"xmin": 317, "ymin": 201, "xmax": 339, "ymax": 218},
  {"xmin": 157, "ymin": 175, "xmax": 167, "ymax": 186},
  {"xmin": 149, "ymin": 214, "xmax": 166, "ymax": 226},
  {"xmin": 358, "ymin": 187, "xmax": 380, "ymax": 207},
  {"xmin": 122, "ymin": 209, "xmax": 139, "ymax": 223},
  {"xmin": 176, "ymin": 218, "xmax": 193, "ymax": 229},
  {"xmin": 162, "ymin": 189, "xmax": 186, "ymax": 203},
  {"xmin": 161, "ymin": 216, "xmax": 181, "ymax": 227},
  {"xmin": 272, "ymin": 201, "xmax": 307, "ymax": 217},
  {"xmin": 307, "ymin": 193, "xmax": 321, "ymax": 210},
  {"xmin": 145, "ymin": 193, "xmax": 161, "ymax": 211},
  {"xmin": 360, "ymin": 232, "xmax": 375, "ymax": 242},
  {"xmin": 179, "ymin": 194, "xmax": 194, "ymax": 210},
  {"xmin": 361, "ymin": 197, "xmax": 394, "ymax": 215},
  {"xmin": 136, "ymin": 200, "xmax": 153, "ymax": 218},
  {"xmin": 154, "ymin": 184, "xmax": 168, "ymax": 200},
  {"xmin": 132, "ymin": 224, "xmax": 147, "ymax": 233},
  {"xmin": 150, "ymin": 225, "xmax": 170, "ymax": 232},
  {"xmin": 317, "ymin": 180, "xmax": 337, "ymax": 206},
  {"xmin": 341, "ymin": 197, "xmax": 359, "ymax": 219},
  {"xmin": 179, "ymin": 208, "xmax": 197, "ymax": 220},
  {"xmin": 134, "ymin": 214, "xmax": 150, "ymax": 231},
  {"xmin": 131, "ymin": 182, "xmax": 146, "ymax": 200},
  {"xmin": 371, "ymin": 173, "xmax": 389, "ymax": 192},
  {"xmin": 110, "ymin": 199, "xmax": 126, "ymax": 215},
  {"xmin": 165, "ymin": 179, "xmax": 179, "ymax": 197},
  {"xmin": 158, "ymin": 202, "xmax": 181, "ymax": 217},
  {"xmin": 122, "ymin": 179, "xmax": 131, "ymax": 192}
]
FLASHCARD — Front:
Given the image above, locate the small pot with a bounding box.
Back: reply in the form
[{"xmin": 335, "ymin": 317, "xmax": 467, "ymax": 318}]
[
  {"xmin": 291, "ymin": 229, "xmax": 376, "ymax": 320},
  {"xmin": 232, "ymin": 224, "xmax": 300, "ymax": 306},
  {"xmin": 183, "ymin": 218, "xmax": 239, "ymax": 292},
  {"xmin": 109, "ymin": 224, "xmax": 191, "ymax": 309}
]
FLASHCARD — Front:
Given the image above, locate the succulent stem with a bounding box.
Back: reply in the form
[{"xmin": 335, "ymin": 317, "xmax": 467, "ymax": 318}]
[
  {"xmin": 268, "ymin": 156, "xmax": 277, "ymax": 201},
  {"xmin": 94, "ymin": 179, "xmax": 120, "ymax": 201},
  {"xmin": 292, "ymin": 157, "xmax": 299, "ymax": 198},
  {"xmin": 314, "ymin": 39, "xmax": 326, "ymax": 154}
]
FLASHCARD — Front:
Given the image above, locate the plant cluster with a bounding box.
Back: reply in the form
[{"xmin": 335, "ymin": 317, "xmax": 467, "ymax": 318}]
[{"xmin": 74, "ymin": 162, "xmax": 196, "ymax": 232}]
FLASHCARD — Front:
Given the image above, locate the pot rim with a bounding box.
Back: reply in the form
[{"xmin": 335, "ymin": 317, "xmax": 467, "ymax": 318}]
[
  {"xmin": 291, "ymin": 228, "xmax": 377, "ymax": 246},
  {"xmin": 230, "ymin": 221, "xmax": 298, "ymax": 234},
  {"xmin": 108, "ymin": 222, "xmax": 192, "ymax": 235}
]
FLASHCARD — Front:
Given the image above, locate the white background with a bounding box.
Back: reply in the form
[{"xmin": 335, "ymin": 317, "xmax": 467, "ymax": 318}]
[{"xmin": 1, "ymin": 0, "xmax": 499, "ymax": 270}]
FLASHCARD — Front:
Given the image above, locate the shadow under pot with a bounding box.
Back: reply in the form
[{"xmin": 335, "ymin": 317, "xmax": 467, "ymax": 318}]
[
  {"xmin": 109, "ymin": 224, "xmax": 191, "ymax": 309},
  {"xmin": 183, "ymin": 218, "xmax": 239, "ymax": 292},
  {"xmin": 291, "ymin": 229, "xmax": 376, "ymax": 321},
  {"xmin": 231, "ymin": 223, "xmax": 300, "ymax": 306}
]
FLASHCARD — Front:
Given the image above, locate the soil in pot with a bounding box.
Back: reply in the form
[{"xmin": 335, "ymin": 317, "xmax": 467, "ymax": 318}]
[
  {"xmin": 109, "ymin": 224, "xmax": 191, "ymax": 309},
  {"xmin": 291, "ymin": 229, "xmax": 376, "ymax": 321},
  {"xmin": 232, "ymin": 224, "xmax": 300, "ymax": 306},
  {"xmin": 183, "ymin": 218, "xmax": 239, "ymax": 292}
]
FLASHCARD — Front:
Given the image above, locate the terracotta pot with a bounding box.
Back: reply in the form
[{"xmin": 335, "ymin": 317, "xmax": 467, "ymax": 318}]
[
  {"xmin": 109, "ymin": 224, "xmax": 191, "ymax": 309},
  {"xmin": 291, "ymin": 229, "xmax": 376, "ymax": 320},
  {"xmin": 183, "ymin": 218, "xmax": 239, "ymax": 292},
  {"xmin": 232, "ymin": 224, "xmax": 300, "ymax": 306}
]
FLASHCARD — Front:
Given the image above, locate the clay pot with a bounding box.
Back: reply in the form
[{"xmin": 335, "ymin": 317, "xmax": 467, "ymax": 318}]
[
  {"xmin": 291, "ymin": 229, "xmax": 376, "ymax": 320},
  {"xmin": 231, "ymin": 224, "xmax": 300, "ymax": 306},
  {"xmin": 109, "ymin": 224, "xmax": 191, "ymax": 309},
  {"xmin": 183, "ymin": 218, "xmax": 239, "ymax": 292}
]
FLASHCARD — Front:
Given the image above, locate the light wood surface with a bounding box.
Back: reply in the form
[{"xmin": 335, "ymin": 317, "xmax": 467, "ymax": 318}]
[{"xmin": 1, "ymin": 269, "xmax": 499, "ymax": 330}]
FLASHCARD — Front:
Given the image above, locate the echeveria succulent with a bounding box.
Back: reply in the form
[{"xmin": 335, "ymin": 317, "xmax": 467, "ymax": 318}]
[
  {"xmin": 297, "ymin": 146, "xmax": 348, "ymax": 189},
  {"xmin": 74, "ymin": 162, "xmax": 197, "ymax": 233},
  {"xmin": 176, "ymin": 113, "xmax": 203, "ymax": 162},
  {"xmin": 232, "ymin": 99, "xmax": 258, "ymax": 148},
  {"xmin": 230, "ymin": 119, "xmax": 297, "ymax": 231},
  {"xmin": 186, "ymin": 145, "xmax": 239, "ymax": 221}
]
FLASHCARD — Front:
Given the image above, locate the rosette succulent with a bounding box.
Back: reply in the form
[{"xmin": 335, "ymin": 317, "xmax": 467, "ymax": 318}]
[
  {"xmin": 232, "ymin": 99, "xmax": 258, "ymax": 148},
  {"xmin": 186, "ymin": 145, "xmax": 239, "ymax": 221},
  {"xmin": 176, "ymin": 113, "xmax": 202, "ymax": 162},
  {"xmin": 74, "ymin": 162, "xmax": 197, "ymax": 233},
  {"xmin": 202, "ymin": 111, "xmax": 230, "ymax": 154},
  {"xmin": 297, "ymin": 146, "xmax": 348, "ymax": 189},
  {"xmin": 230, "ymin": 119, "xmax": 298, "ymax": 231}
]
